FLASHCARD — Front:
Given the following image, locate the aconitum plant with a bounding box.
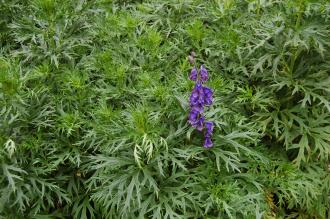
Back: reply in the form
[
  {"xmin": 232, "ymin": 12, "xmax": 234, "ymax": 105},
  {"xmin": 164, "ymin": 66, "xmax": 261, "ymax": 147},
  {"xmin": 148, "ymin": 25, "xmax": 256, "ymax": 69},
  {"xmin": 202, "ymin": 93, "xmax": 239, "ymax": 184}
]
[{"xmin": 188, "ymin": 64, "xmax": 214, "ymax": 148}]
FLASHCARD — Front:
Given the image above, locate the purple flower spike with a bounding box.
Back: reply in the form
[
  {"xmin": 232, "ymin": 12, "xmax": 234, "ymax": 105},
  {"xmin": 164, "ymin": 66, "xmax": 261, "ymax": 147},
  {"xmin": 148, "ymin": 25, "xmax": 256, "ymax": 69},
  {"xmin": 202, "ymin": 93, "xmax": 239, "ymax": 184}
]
[
  {"xmin": 204, "ymin": 136, "xmax": 213, "ymax": 148},
  {"xmin": 200, "ymin": 65, "xmax": 208, "ymax": 82},
  {"xmin": 187, "ymin": 63, "xmax": 214, "ymax": 148},
  {"xmin": 189, "ymin": 68, "xmax": 198, "ymax": 81}
]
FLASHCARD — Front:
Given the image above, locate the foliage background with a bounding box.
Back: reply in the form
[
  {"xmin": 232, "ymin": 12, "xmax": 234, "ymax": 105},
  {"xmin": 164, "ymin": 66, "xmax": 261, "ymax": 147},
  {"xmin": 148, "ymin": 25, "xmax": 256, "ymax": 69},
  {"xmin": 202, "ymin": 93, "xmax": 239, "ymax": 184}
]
[{"xmin": 1, "ymin": 0, "xmax": 330, "ymax": 218}]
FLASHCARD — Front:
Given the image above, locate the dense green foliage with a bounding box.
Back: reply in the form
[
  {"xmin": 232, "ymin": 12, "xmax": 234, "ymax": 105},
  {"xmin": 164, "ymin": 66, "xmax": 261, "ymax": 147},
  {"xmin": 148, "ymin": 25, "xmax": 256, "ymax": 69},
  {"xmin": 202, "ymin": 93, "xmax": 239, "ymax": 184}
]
[{"xmin": 1, "ymin": 0, "xmax": 330, "ymax": 218}]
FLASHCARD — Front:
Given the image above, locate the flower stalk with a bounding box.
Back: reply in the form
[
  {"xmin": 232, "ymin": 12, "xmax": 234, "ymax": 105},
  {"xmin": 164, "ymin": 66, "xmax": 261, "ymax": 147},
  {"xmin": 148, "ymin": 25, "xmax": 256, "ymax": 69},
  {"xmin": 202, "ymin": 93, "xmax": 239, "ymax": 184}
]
[{"xmin": 187, "ymin": 53, "xmax": 214, "ymax": 148}]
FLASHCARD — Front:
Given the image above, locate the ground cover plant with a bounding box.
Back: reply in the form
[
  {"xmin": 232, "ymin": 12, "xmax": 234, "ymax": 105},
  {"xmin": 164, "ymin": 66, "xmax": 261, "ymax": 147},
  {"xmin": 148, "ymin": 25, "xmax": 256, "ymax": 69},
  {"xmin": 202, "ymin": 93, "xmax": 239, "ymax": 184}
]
[{"xmin": 1, "ymin": 0, "xmax": 330, "ymax": 218}]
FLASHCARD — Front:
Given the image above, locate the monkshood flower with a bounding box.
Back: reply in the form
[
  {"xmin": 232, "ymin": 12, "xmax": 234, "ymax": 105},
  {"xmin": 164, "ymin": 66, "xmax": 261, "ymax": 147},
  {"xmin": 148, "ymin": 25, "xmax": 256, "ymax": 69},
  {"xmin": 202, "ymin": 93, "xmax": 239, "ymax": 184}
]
[
  {"xmin": 200, "ymin": 65, "xmax": 208, "ymax": 82},
  {"xmin": 205, "ymin": 121, "xmax": 214, "ymax": 134},
  {"xmin": 203, "ymin": 86, "xmax": 213, "ymax": 106},
  {"xmin": 204, "ymin": 121, "xmax": 214, "ymax": 148},
  {"xmin": 204, "ymin": 136, "xmax": 213, "ymax": 148},
  {"xmin": 189, "ymin": 68, "xmax": 198, "ymax": 81},
  {"xmin": 188, "ymin": 64, "xmax": 214, "ymax": 148}
]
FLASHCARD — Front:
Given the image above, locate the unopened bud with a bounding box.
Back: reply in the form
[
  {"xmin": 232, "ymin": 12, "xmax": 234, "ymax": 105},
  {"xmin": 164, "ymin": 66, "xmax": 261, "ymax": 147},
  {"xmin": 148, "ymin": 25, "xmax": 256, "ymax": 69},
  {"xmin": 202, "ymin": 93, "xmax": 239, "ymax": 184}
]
[{"xmin": 188, "ymin": 55, "xmax": 195, "ymax": 64}]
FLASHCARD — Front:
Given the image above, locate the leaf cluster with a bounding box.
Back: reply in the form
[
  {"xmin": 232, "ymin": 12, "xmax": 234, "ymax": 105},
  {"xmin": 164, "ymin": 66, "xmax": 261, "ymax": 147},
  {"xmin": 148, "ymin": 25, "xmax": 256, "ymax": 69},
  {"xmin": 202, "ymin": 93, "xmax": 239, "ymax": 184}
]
[{"xmin": 0, "ymin": 0, "xmax": 329, "ymax": 218}]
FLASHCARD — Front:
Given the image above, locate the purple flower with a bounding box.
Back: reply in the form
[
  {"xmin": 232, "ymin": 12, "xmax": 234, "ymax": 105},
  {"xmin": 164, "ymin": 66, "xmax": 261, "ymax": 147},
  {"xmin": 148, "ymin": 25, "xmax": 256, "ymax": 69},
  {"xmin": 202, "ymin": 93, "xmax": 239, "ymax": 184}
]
[
  {"xmin": 203, "ymin": 86, "xmax": 213, "ymax": 106},
  {"xmin": 188, "ymin": 110, "xmax": 204, "ymax": 131},
  {"xmin": 200, "ymin": 65, "xmax": 208, "ymax": 82},
  {"xmin": 189, "ymin": 94, "xmax": 199, "ymax": 106},
  {"xmin": 189, "ymin": 68, "xmax": 198, "ymax": 81},
  {"xmin": 204, "ymin": 136, "xmax": 213, "ymax": 148},
  {"xmin": 204, "ymin": 121, "xmax": 214, "ymax": 148},
  {"xmin": 188, "ymin": 110, "xmax": 199, "ymax": 125},
  {"xmin": 189, "ymin": 84, "xmax": 201, "ymax": 106},
  {"xmin": 205, "ymin": 121, "xmax": 214, "ymax": 135},
  {"xmin": 196, "ymin": 116, "xmax": 204, "ymax": 131},
  {"xmin": 191, "ymin": 104, "xmax": 204, "ymax": 113}
]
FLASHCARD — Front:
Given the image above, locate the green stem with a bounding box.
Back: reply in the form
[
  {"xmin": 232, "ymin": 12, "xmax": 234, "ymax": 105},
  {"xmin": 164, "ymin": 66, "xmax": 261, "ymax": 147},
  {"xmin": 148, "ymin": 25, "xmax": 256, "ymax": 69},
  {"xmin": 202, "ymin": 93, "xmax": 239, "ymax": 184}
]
[{"xmin": 295, "ymin": 0, "xmax": 303, "ymax": 29}]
